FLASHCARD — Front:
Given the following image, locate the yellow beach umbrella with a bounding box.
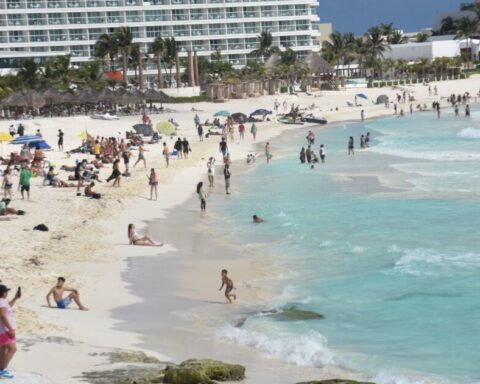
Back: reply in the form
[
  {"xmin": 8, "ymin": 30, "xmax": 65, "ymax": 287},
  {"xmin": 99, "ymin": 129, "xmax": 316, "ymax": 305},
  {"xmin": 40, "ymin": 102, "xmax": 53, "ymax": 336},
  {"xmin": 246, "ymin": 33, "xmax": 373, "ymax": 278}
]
[
  {"xmin": 156, "ymin": 121, "xmax": 176, "ymax": 135},
  {"xmin": 0, "ymin": 132, "xmax": 13, "ymax": 142},
  {"xmin": 79, "ymin": 130, "xmax": 88, "ymax": 141}
]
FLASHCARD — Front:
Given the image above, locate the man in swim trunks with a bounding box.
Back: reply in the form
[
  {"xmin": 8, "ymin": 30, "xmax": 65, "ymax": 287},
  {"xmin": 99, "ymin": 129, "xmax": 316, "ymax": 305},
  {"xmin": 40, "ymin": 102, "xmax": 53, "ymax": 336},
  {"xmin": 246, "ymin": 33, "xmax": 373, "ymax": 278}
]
[
  {"xmin": 219, "ymin": 269, "xmax": 236, "ymax": 304},
  {"xmin": 46, "ymin": 277, "xmax": 88, "ymax": 310}
]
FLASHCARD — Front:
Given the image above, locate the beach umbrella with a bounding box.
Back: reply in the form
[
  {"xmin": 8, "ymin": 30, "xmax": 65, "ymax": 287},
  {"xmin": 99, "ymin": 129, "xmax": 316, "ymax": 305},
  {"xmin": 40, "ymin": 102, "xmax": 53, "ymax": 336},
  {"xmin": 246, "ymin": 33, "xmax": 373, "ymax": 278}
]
[
  {"xmin": 11, "ymin": 135, "xmax": 42, "ymax": 145},
  {"xmin": 0, "ymin": 132, "xmax": 13, "ymax": 142},
  {"xmin": 356, "ymin": 93, "xmax": 368, "ymax": 100},
  {"xmin": 376, "ymin": 95, "xmax": 389, "ymax": 104},
  {"xmin": 156, "ymin": 121, "xmax": 176, "ymax": 135},
  {"xmin": 42, "ymin": 89, "xmax": 64, "ymax": 105},
  {"xmin": 98, "ymin": 88, "xmax": 116, "ymax": 103},
  {"xmin": 250, "ymin": 109, "xmax": 272, "ymax": 116},
  {"xmin": 143, "ymin": 88, "xmax": 172, "ymax": 103},
  {"xmin": 28, "ymin": 140, "xmax": 51, "ymax": 150},
  {"xmin": 213, "ymin": 110, "xmax": 230, "ymax": 117},
  {"xmin": 133, "ymin": 123, "xmax": 154, "ymax": 136},
  {"xmin": 60, "ymin": 91, "xmax": 78, "ymax": 104},
  {"xmin": 78, "ymin": 88, "xmax": 100, "ymax": 103},
  {"xmin": 231, "ymin": 112, "xmax": 247, "ymax": 123}
]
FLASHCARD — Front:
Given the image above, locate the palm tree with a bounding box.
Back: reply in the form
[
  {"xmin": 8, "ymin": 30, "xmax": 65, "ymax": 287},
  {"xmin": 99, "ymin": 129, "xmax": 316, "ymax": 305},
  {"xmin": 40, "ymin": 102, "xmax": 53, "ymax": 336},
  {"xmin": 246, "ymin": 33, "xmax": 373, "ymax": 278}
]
[
  {"xmin": 365, "ymin": 26, "xmax": 389, "ymax": 60},
  {"xmin": 417, "ymin": 58, "xmax": 430, "ymax": 81},
  {"xmin": 114, "ymin": 26, "xmax": 134, "ymax": 84},
  {"xmin": 17, "ymin": 58, "xmax": 41, "ymax": 89},
  {"xmin": 250, "ymin": 31, "xmax": 280, "ymax": 61},
  {"xmin": 322, "ymin": 32, "xmax": 347, "ymax": 75},
  {"xmin": 379, "ymin": 22, "xmax": 395, "ymax": 43},
  {"xmin": 163, "ymin": 37, "xmax": 178, "ymax": 87},
  {"xmin": 46, "ymin": 55, "xmax": 72, "ymax": 89},
  {"xmin": 75, "ymin": 60, "xmax": 104, "ymax": 88},
  {"xmin": 454, "ymin": 17, "xmax": 477, "ymax": 66},
  {"xmin": 149, "ymin": 36, "xmax": 166, "ymax": 88},
  {"xmin": 94, "ymin": 33, "xmax": 118, "ymax": 71},
  {"xmin": 389, "ymin": 31, "xmax": 407, "ymax": 45},
  {"xmin": 438, "ymin": 17, "xmax": 456, "ymax": 35},
  {"xmin": 416, "ymin": 33, "xmax": 429, "ymax": 43},
  {"xmin": 382, "ymin": 58, "xmax": 395, "ymax": 80}
]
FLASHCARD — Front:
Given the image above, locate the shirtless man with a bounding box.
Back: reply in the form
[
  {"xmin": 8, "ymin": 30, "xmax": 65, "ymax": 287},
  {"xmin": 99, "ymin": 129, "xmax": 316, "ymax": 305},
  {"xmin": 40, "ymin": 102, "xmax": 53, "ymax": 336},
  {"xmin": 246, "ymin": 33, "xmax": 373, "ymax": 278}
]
[
  {"xmin": 46, "ymin": 277, "xmax": 88, "ymax": 310},
  {"xmin": 219, "ymin": 269, "xmax": 236, "ymax": 304}
]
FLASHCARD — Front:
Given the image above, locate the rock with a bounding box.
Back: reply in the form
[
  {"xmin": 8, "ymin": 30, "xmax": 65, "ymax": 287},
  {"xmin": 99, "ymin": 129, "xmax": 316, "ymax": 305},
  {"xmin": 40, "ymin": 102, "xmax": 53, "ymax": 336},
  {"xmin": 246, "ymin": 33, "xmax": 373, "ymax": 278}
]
[
  {"xmin": 163, "ymin": 367, "xmax": 212, "ymax": 384},
  {"xmin": 96, "ymin": 350, "xmax": 161, "ymax": 364},
  {"xmin": 296, "ymin": 380, "xmax": 375, "ymax": 384},
  {"xmin": 268, "ymin": 306, "xmax": 325, "ymax": 321},
  {"xmin": 163, "ymin": 359, "xmax": 246, "ymax": 383}
]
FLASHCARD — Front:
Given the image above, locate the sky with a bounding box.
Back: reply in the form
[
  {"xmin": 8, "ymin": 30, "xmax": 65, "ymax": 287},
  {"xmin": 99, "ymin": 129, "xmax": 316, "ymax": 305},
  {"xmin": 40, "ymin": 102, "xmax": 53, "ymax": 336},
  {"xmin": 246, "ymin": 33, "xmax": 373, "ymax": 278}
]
[{"xmin": 319, "ymin": 0, "xmax": 467, "ymax": 34}]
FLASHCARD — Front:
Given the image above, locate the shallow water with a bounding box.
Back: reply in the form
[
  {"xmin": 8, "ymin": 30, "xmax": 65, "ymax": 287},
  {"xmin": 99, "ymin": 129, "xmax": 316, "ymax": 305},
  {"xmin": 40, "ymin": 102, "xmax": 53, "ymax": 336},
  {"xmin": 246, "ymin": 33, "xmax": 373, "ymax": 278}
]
[{"xmin": 212, "ymin": 106, "xmax": 480, "ymax": 383}]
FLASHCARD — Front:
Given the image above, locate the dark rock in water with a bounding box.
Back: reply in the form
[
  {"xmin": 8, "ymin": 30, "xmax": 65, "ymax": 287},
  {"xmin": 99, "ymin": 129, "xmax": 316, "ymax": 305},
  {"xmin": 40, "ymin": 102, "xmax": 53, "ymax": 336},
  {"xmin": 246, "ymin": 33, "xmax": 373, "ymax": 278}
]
[
  {"xmin": 296, "ymin": 380, "xmax": 375, "ymax": 384},
  {"xmin": 269, "ymin": 306, "xmax": 325, "ymax": 321},
  {"xmin": 164, "ymin": 359, "xmax": 246, "ymax": 383}
]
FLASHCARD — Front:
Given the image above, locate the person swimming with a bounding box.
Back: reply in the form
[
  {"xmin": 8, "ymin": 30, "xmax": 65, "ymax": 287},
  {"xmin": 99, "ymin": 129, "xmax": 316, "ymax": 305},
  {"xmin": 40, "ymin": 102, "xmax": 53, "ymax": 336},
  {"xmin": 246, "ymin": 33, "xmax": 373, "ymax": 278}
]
[{"xmin": 253, "ymin": 215, "xmax": 264, "ymax": 223}]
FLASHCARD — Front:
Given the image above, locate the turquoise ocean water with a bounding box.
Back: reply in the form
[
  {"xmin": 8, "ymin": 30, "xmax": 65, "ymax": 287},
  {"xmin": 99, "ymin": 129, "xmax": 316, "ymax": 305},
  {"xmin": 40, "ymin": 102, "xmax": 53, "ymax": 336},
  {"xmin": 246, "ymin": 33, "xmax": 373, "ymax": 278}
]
[{"xmin": 213, "ymin": 107, "xmax": 480, "ymax": 384}]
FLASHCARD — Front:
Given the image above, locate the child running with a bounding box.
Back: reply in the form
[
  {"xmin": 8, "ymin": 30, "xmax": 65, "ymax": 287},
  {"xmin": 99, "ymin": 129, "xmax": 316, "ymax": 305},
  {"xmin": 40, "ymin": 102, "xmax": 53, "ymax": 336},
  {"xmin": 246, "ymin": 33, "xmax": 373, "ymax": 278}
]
[{"xmin": 219, "ymin": 269, "xmax": 236, "ymax": 304}]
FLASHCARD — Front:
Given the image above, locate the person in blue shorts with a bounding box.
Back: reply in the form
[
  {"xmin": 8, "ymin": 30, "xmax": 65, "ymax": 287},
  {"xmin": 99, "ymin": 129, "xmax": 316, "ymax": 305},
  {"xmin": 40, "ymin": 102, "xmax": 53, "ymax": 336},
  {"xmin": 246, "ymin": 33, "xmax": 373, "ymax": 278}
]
[{"xmin": 46, "ymin": 277, "xmax": 88, "ymax": 311}]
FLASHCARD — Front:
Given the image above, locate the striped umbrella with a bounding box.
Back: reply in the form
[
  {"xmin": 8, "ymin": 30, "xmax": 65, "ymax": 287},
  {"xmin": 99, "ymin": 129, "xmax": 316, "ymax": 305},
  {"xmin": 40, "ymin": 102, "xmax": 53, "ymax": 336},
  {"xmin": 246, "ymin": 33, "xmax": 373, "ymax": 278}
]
[{"xmin": 11, "ymin": 135, "xmax": 42, "ymax": 145}]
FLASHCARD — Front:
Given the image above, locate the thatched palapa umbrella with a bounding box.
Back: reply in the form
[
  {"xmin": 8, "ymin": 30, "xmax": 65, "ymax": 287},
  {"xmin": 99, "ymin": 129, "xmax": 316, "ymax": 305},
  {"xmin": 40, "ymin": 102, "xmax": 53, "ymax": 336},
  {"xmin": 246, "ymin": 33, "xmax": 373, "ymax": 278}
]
[{"xmin": 143, "ymin": 88, "xmax": 172, "ymax": 103}]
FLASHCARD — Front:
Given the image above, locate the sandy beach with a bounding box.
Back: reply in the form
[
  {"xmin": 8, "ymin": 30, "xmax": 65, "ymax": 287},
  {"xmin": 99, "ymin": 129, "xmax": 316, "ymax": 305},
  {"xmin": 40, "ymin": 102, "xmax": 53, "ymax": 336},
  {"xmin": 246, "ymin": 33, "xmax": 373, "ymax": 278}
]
[{"xmin": 1, "ymin": 76, "xmax": 479, "ymax": 383}]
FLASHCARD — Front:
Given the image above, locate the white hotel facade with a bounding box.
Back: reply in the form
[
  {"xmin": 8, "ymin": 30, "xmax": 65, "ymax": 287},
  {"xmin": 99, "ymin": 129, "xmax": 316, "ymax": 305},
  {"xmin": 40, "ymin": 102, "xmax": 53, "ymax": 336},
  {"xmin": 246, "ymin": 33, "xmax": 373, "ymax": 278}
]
[{"xmin": 0, "ymin": 0, "xmax": 320, "ymax": 83}]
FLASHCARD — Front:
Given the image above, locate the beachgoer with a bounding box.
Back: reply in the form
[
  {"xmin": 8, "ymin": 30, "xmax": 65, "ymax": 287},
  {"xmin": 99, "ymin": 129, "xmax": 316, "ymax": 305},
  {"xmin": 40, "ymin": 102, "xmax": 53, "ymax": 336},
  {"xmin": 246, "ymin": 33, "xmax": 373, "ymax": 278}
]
[
  {"xmin": 57, "ymin": 129, "xmax": 64, "ymax": 151},
  {"xmin": 106, "ymin": 160, "xmax": 121, "ymax": 187},
  {"xmin": 0, "ymin": 284, "xmax": 20, "ymax": 379},
  {"xmin": 223, "ymin": 164, "xmax": 231, "ymax": 195},
  {"xmin": 265, "ymin": 142, "xmax": 272, "ymax": 164},
  {"xmin": 250, "ymin": 123, "xmax": 257, "ymax": 141},
  {"xmin": 361, "ymin": 109, "xmax": 365, "ymax": 121},
  {"xmin": 174, "ymin": 138, "xmax": 183, "ymax": 160},
  {"xmin": 300, "ymin": 147, "xmax": 306, "ymax": 164},
  {"xmin": 134, "ymin": 145, "xmax": 147, "ymax": 168},
  {"xmin": 253, "ymin": 215, "xmax": 264, "ymax": 223},
  {"xmin": 19, "ymin": 165, "xmax": 31, "ymax": 200},
  {"xmin": 320, "ymin": 144, "xmax": 325, "ymax": 163},
  {"xmin": 365, "ymin": 132, "xmax": 371, "ymax": 147},
  {"xmin": 219, "ymin": 269, "xmax": 236, "ymax": 304},
  {"xmin": 162, "ymin": 143, "xmax": 170, "ymax": 168},
  {"xmin": 2, "ymin": 169, "xmax": 13, "ymax": 199},
  {"xmin": 238, "ymin": 123, "xmax": 245, "ymax": 140},
  {"xmin": 360, "ymin": 134, "xmax": 366, "ymax": 149},
  {"xmin": 46, "ymin": 277, "xmax": 88, "ymax": 310},
  {"xmin": 182, "ymin": 138, "xmax": 191, "ymax": 159},
  {"xmin": 84, "ymin": 182, "xmax": 101, "ymax": 199},
  {"xmin": 148, "ymin": 168, "xmax": 158, "ymax": 200},
  {"xmin": 219, "ymin": 137, "xmax": 228, "ymax": 158},
  {"xmin": 207, "ymin": 158, "xmax": 215, "ymax": 187},
  {"xmin": 465, "ymin": 104, "xmax": 470, "ymax": 117},
  {"xmin": 306, "ymin": 145, "xmax": 312, "ymax": 164},
  {"xmin": 196, "ymin": 182, "xmax": 206, "ymax": 212},
  {"xmin": 197, "ymin": 125, "xmax": 204, "ymax": 141},
  {"xmin": 194, "ymin": 114, "xmax": 200, "ymax": 128},
  {"xmin": 128, "ymin": 224, "xmax": 161, "ymax": 246},
  {"xmin": 348, "ymin": 136, "xmax": 354, "ymax": 156},
  {"xmin": 122, "ymin": 150, "xmax": 132, "ymax": 176}
]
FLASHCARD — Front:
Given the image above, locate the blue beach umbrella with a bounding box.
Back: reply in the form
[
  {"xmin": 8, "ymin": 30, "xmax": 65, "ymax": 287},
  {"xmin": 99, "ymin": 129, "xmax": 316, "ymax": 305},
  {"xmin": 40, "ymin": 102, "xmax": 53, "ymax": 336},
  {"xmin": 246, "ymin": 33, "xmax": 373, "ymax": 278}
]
[
  {"xmin": 356, "ymin": 93, "xmax": 368, "ymax": 100},
  {"xmin": 213, "ymin": 110, "xmax": 230, "ymax": 117},
  {"xmin": 11, "ymin": 135, "xmax": 42, "ymax": 145},
  {"xmin": 28, "ymin": 140, "xmax": 51, "ymax": 150},
  {"xmin": 251, "ymin": 109, "xmax": 272, "ymax": 116}
]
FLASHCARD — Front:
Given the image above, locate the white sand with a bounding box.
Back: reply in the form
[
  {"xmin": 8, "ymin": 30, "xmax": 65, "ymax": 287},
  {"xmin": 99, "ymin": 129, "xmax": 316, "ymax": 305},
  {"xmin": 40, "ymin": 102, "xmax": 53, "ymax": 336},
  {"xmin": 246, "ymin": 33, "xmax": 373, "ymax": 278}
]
[{"xmin": 1, "ymin": 76, "xmax": 479, "ymax": 383}]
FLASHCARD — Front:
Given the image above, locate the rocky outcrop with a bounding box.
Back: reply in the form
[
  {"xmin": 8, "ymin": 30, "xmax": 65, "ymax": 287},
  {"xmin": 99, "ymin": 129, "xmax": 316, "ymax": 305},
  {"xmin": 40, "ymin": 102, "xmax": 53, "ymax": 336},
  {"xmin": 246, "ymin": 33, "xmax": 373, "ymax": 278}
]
[
  {"xmin": 163, "ymin": 359, "xmax": 246, "ymax": 384},
  {"xmin": 267, "ymin": 305, "xmax": 325, "ymax": 321}
]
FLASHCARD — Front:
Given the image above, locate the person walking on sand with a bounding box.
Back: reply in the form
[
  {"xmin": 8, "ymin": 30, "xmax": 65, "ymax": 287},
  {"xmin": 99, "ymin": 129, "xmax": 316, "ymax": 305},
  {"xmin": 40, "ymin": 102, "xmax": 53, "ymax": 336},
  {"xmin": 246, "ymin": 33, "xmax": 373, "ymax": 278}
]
[
  {"xmin": 219, "ymin": 269, "xmax": 236, "ymax": 304},
  {"xmin": 182, "ymin": 137, "xmax": 191, "ymax": 159},
  {"xmin": 219, "ymin": 137, "xmax": 228, "ymax": 159},
  {"xmin": 57, "ymin": 129, "xmax": 64, "ymax": 152},
  {"xmin": 361, "ymin": 109, "xmax": 365, "ymax": 121},
  {"xmin": 134, "ymin": 144, "xmax": 147, "ymax": 168},
  {"xmin": 148, "ymin": 168, "xmax": 158, "ymax": 200},
  {"xmin": 0, "ymin": 284, "xmax": 20, "ymax": 379},
  {"xmin": 46, "ymin": 277, "xmax": 88, "ymax": 311},
  {"xmin": 348, "ymin": 136, "xmax": 355, "ymax": 156},
  {"xmin": 2, "ymin": 169, "xmax": 13, "ymax": 200},
  {"xmin": 265, "ymin": 142, "xmax": 272, "ymax": 163},
  {"xmin": 162, "ymin": 142, "xmax": 170, "ymax": 168},
  {"xmin": 106, "ymin": 159, "xmax": 121, "ymax": 187},
  {"xmin": 196, "ymin": 181, "xmax": 207, "ymax": 212},
  {"xmin": 207, "ymin": 157, "xmax": 215, "ymax": 187},
  {"xmin": 19, "ymin": 164, "xmax": 31, "ymax": 200},
  {"xmin": 224, "ymin": 164, "xmax": 231, "ymax": 195},
  {"xmin": 197, "ymin": 124, "xmax": 204, "ymax": 142},
  {"xmin": 174, "ymin": 138, "xmax": 183, "ymax": 160},
  {"xmin": 250, "ymin": 123, "xmax": 257, "ymax": 141}
]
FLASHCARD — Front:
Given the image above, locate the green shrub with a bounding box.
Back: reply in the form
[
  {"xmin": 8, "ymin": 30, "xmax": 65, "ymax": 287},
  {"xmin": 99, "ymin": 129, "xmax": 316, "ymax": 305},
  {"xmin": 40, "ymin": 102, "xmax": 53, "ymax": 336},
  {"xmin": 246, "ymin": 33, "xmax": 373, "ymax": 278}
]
[
  {"xmin": 280, "ymin": 86, "xmax": 289, "ymax": 93},
  {"xmin": 170, "ymin": 94, "xmax": 208, "ymax": 103}
]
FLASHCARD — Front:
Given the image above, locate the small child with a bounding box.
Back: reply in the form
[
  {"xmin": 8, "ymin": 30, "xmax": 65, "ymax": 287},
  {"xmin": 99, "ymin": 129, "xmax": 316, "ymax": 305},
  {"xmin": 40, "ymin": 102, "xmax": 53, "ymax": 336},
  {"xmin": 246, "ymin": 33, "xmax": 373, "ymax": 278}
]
[{"xmin": 219, "ymin": 269, "xmax": 236, "ymax": 304}]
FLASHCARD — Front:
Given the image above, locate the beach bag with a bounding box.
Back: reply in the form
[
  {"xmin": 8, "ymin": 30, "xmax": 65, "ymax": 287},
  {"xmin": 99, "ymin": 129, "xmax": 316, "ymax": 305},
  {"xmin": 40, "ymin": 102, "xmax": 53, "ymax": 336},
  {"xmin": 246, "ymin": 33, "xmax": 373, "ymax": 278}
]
[
  {"xmin": 34, "ymin": 224, "xmax": 49, "ymax": 232},
  {"xmin": 92, "ymin": 193, "xmax": 101, "ymax": 199},
  {"xmin": 16, "ymin": 210, "xmax": 26, "ymax": 215}
]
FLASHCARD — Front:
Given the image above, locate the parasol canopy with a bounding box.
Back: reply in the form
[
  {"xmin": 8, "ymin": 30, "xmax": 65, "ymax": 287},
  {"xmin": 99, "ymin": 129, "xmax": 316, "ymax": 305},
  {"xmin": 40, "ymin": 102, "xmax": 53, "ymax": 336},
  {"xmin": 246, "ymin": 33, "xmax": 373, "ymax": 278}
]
[
  {"xmin": 250, "ymin": 109, "xmax": 272, "ymax": 116},
  {"xmin": 213, "ymin": 110, "xmax": 230, "ymax": 117},
  {"xmin": 28, "ymin": 140, "xmax": 51, "ymax": 150},
  {"xmin": 133, "ymin": 123, "xmax": 154, "ymax": 136},
  {"xmin": 143, "ymin": 88, "xmax": 173, "ymax": 103},
  {"xmin": 376, "ymin": 94, "xmax": 389, "ymax": 104},
  {"xmin": 356, "ymin": 93, "xmax": 368, "ymax": 100},
  {"xmin": 11, "ymin": 135, "xmax": 42, "ymax": 145},
  {"xmin": 156, "ymin": 121, "xmax": 176, "ymax": 135},
  {"xmin": 231, "ymin": 112, "xmax": 247, "ymax": 123},
  {"xmin": 0, "ymin": 132, "xmax": 13, "ymax": 142}
]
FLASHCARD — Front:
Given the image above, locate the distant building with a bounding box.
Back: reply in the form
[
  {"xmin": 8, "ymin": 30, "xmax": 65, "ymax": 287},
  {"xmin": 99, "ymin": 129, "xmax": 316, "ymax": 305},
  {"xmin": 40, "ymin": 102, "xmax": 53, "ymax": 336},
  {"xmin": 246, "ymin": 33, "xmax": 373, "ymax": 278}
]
[{"xmin": 318, "ymin": 22, "xmax": 332, "ymax": 46}]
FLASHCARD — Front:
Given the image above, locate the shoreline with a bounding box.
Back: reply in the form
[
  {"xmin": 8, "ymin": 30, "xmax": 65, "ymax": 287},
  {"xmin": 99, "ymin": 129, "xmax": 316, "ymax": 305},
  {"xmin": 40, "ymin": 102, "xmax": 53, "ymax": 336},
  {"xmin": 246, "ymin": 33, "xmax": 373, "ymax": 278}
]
[{"xmin": 3, "ymin": 77, "xmax": 479, "ymax": 383}]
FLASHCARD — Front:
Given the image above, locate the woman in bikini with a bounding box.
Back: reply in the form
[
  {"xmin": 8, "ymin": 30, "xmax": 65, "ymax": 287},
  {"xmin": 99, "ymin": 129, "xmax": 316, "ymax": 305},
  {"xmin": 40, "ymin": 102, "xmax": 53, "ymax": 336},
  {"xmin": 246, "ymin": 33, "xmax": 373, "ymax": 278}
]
[{"xmin": 128, "ymin": 224, "xmax": 162, "ymax": 246}]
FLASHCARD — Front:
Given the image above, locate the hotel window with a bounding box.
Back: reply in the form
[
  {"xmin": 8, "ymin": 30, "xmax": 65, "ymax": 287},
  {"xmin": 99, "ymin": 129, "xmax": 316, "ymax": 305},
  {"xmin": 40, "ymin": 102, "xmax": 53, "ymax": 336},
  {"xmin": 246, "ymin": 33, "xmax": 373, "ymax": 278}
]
[
  {"xmin": 70, "ymin": 29, "xmax": 87, "ymax": 40},
  {"xmin": 243, "ymin": 7, "xmax": 256, "ymax": 18},
  {"xmin": 47, "ymin": 0, "xmax": 64, "ymax": 8},
  {"xmin": 27, "ymin": 0, "xmax": 43, "ymax": 8},
  {"xmin": 261, "ymin": 21, "xmax": 273, "ymax": 32},
  {"xmin": 210, "ymin": 39, "xmax": 226, "ymax": 51},
  {"xmin": 244, "ymin": 22, "xmax": 258, "ymax": 34},
  {"xmin": 50, "ymin": 30, "xmax": 67, "ymax": 41},
  {"xmin": 173, "ymin": 25, "xmax": 189, "ymax": 37},
  {"xmin": 9, "ymin": 31, "xmax": 24, "ymax": 43},
  {"xmin": 68, "ymin": 13, "xmax": 86, "ymax": 24},
  {"xmin": 278, "ymin": 5, "xmax": 290, "ymax": 17},
  {"xmin": 145, "ymin": 10, "xmax": 168, "ymax": 21},
  {"xmin": 226, "ymin": 7, "xmax": 238, "ymax": 18},
  {"xmin": 190, "ymin": 9, "xmax": 205, "ymax": 20},
  {"xmin": 28, "ymin": 14, "xmax": 46, "ymax": 26},
  {"xmin": 279, "ymin": 20, "xmax": 292, "ymax": 32},
  {"xmin": 245, "ymin": 37, "xmax": 256, "ymax": 49},
  {"xmin": 294, "ymin": 5, "xmax": 308, "ymax": 16},
  {"xmin": 107, "ymin": 11, "xmax": 122, "ymax": 23},
  {"xmin": 172, "ymin": 9, "xmax": 188, "ymax": 21},
  {"xmin": 227, "ymin": 23, "xmax": 242, "ymax": 34},
  {"xmin": 130, "ymin": 27, "xmax": 142, "ymax": 38},
  {"xmin": 296, "ymin": 21, "xmax": 309, "ymax": 31},
  {"xmin": 191, "ymin": 24, "xmax": 206, "ymax": 36},
  {"xmin": 87, "ymin": 0, "xmax": 103, "ymax": 6},
  {"xmin": 126, "ymin": 11, "xmax": 142, "ymax": 22},
  {"xmin": 51, "ymin": 46, "xmax": 67, "ymax": 52},
  {"xmin": 146, "ymin": 26, "xmax": 169, "ymax": 38},
  {"xmin": 88, "ymin": 12, "xmax": 104, "ymax": 23},
  {"xmin": 208, "ymin": 8, "xmax": 224, "ymax": 19},
  {"xmin": 30, "ymin": 30, "xmax": 48, "ymax": 42},
  {"xmin": 105, "ymin": 0, "xmax": 121, "ymax": 6},
  {"xmin": 7, "ymin": 0, "xmax": 22, "ymax": 9},
  {"xmin": 209, "ymin": 24, "xmax": 225, "ymax": 35},
  {"xmin": 67, "ymin": 0, "xmax": 82, "ymax": 7},
  {"xmin": 192, "ymin": 40, "xmax": 208, "ymax": 51},
  {"xmin": 177, "ymin": 40, "xmax": 190, "ymax": 52},
  {"xmin": 260, "ymin": 6, "xmax": 274, "ymax": 17},
  {"xmin": 31, "ymin": 47, "xmax": 47, "ymax": 52},
  {"xmin": 227, "ymin": 38, "xmax": 243, "ymax": 50},
  {"xmin": 88, "ymin": 28, "xmax": 102, "ymax": 39},
  {"xmin": 8, "ymin": 15, "xmax": 24, "ymax": 26}
]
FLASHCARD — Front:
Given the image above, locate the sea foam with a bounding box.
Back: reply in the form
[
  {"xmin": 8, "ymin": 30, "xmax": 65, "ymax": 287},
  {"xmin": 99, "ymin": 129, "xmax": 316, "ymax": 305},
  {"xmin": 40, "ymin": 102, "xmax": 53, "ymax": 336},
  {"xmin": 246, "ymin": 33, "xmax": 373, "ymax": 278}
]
[
  {"xmin": 457, "ymin": 127, "xmax": 480, "ymax": 139},
  {"xmin": 216, "ymin": 324, "xmax": 335, "ymax": 367}
]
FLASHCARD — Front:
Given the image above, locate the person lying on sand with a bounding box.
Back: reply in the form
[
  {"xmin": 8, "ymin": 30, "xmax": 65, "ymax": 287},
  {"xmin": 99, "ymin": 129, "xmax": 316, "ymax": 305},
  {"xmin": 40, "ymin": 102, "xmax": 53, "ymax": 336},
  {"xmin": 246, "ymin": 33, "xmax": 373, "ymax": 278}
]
[
  {"xmin": 46, "ymin": 277, "xmax": 88, "ymax": 311},
  {"xmin": 219, "ymin": 269, "xmax": 236, "ymax": 304},
  {"xmin": 128, "ymin": 224, "xmax": 163, "ymax": 246},
  {"xmin": 0, "ymin": 199, "xmax": 24, "ymax": 216}
]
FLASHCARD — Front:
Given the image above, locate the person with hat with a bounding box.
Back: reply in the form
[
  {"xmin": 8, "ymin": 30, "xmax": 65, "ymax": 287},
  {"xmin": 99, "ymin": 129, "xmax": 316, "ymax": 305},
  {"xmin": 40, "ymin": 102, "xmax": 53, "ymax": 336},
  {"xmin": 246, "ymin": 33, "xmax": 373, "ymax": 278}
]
[{"xmin": 0, "ymin": 284, "xmax": 20, "ymax": 379}]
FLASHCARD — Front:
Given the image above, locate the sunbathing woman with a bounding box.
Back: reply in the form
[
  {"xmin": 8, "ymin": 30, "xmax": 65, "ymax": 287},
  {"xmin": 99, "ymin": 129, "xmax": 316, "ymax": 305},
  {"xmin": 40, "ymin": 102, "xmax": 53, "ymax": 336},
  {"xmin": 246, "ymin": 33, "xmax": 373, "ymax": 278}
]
[{"xmin": 128, "ymin": 224, "xmax": 162, "ymax": 246}]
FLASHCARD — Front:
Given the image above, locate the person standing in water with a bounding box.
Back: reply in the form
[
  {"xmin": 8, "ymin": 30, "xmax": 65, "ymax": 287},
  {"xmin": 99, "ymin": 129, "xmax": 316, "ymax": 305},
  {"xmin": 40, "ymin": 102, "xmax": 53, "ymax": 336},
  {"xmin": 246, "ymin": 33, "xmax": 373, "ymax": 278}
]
[
  {"xmin": 196, "ymin": 182, "xmax": 207, "ymax": 212},
  {"xmin": 265, "ymin": 142, "xmax": 272, "ymax": 163},
  {"xmin": 299, "ymin": 147, "xmax": 306, "ymax": 163},
  {"xmin": 223, "ymin": 164, "xmax": 231, "ymax": 195},
  {"xmin": 219, "ymin": 269, "xmax": 236, "ymax": 304},
  {"xmin": 305, "ymin": 145, "xmax": 312, "ymax": 164},
  {"xmin": 348, "ymin": 136, "xmax": 355, "ymax": 156},
  {"xmin": 320, "ymin": 144, "xmax": 326, "ymax": 163},
  {"xmin": 148, "ymin": 168, "xmax": 158, "ymax": 200},
  {"xmin": 250, "ymin": 123, "xmax": 257, "ymax": 141},
  {"xmin": 365, "ymin": 132, "xmax": 371, "ymax": 147},
  {"xmin": 465, "ymin": 104, "xmax": 470, "ymax": 117},
  {"xmin": 360, "ymin": 110, "xmax": 365, "ymax": 121},
  {"xmin": 360, "ymin": 134, "xmax": 366, "ymax": 149}
]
